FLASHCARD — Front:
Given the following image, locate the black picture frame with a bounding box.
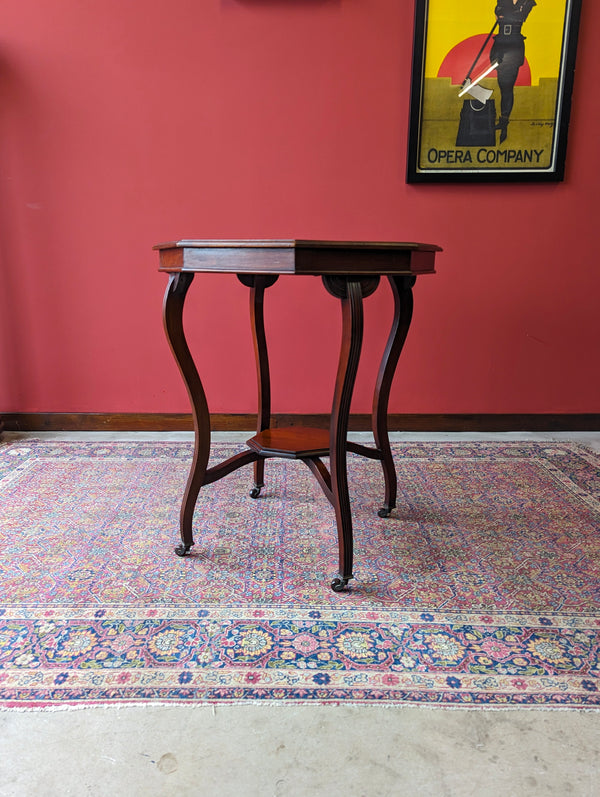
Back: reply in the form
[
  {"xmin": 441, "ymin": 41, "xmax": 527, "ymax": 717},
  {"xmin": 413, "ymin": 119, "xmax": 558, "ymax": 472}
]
[{"xmin": 406, "ymin": 0, "xmax": 582, "ymax": 182}]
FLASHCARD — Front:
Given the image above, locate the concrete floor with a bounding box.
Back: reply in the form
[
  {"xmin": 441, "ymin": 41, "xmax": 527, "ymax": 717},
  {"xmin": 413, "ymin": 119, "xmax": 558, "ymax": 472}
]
[
  {"xmin": 1, "ymin": 704, "xmax": 599, "ymax": 796},
  {"xmin": 1, "ymin": 431, "xmax": 599, "ymax": 796}
]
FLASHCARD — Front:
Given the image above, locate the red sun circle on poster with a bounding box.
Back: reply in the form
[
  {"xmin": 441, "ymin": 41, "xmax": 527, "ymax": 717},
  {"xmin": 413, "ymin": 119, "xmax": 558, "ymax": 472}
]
[{"xmin": 438, "ymin": 34, "xmax": 532, "ymax": 86}]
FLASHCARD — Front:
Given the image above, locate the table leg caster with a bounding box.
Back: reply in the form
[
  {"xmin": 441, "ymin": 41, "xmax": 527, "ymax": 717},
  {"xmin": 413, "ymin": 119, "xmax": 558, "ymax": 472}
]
[
  {"xmin": 331, "ymin": 576, "xmax": 350, "ymax": 592},
  {"xmin": 175, "ymin": 544, "xmax": 192, "ymax": 557},
  {"xmin": 250, "ymin": 485, "xmax": 263, "ymax": 499},
  {"xmin": 377, "ymin": 505, "xmax": 393, "ymax": 518}
]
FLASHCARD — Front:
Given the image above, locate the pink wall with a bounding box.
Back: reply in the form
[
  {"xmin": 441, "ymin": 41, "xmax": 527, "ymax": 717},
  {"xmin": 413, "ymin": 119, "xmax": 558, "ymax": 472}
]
[{"xmin": 0, "ymin": 0, "xmax": 598, "ymax": 416}]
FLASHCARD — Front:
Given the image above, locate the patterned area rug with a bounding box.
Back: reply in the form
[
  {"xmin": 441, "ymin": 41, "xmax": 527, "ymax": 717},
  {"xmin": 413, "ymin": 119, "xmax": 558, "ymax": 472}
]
[{"xmin": 0, "ymin": 438, "xmax": 599, "ymax": 708}]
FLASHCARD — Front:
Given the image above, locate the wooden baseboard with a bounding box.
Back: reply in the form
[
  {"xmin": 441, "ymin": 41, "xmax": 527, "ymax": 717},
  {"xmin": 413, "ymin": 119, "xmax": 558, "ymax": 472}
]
[{"xmin": 2, "ymin": 412, "xmax": 600, "ymax": 433}]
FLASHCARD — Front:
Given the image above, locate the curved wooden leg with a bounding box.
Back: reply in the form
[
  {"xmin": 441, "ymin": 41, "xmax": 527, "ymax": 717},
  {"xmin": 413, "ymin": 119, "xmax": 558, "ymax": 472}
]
[
  {"xmin": 324, "ymin": 277, "xmax": 365, "ymax": 591},
  {"xmin": 238, "ymin": 274, "xmax": 278, "ymax": 498},
  {"xmin": 372, "ymin": 275, "xmax": 415, "ymax": 518},
  {"xmin": 162, "ymin": 272, "xmax": 210, "ymax": 555}
]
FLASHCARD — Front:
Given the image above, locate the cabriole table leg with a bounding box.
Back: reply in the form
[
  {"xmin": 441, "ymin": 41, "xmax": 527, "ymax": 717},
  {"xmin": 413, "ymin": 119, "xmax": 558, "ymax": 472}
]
[
  {"xmin": 324, "ymin": 276, "xmax": 374, "ymax": 591},
  {"xmin": 372, "ymin": 275, "xmax": 416, "ymax": 518},
  {"xmin": 162, "ymin": 272, "xmax": 211, "ymax": 556},
  {"xmin": 238, "ymin": 273, "xmax": 279, "ymax": 499}
]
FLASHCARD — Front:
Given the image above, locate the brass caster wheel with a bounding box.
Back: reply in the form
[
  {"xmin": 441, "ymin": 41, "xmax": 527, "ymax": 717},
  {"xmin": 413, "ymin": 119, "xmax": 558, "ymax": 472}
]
[
  {"xmin": 330, "ymin": 577, "xmax": 350, "ymax": 592},
  {"xmin": 250, "ymin": 485, "xmax": 263, "ymax": 499},
  {"xmin": 175, "ymin": 544, "xmax": 192, "ymax": 557}
]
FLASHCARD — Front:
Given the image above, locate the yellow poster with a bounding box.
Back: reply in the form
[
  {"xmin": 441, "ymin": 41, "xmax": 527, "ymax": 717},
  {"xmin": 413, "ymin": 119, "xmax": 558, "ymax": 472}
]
[{"xmin": 407, "ymin": 0, "xmax": 581, "ymax": 181}]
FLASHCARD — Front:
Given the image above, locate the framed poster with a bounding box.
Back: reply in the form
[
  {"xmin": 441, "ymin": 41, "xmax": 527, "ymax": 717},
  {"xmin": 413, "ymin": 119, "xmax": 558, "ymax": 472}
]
[{"xmin": 407, "ymin": 0, "xmax": 582, "ymax": 182}]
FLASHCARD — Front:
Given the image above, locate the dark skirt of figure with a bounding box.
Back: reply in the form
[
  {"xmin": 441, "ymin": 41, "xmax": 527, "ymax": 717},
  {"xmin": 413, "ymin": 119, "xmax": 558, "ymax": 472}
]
[{"xmin": 490, "ymin": 35, "xmax": 526, "ymax": 119}]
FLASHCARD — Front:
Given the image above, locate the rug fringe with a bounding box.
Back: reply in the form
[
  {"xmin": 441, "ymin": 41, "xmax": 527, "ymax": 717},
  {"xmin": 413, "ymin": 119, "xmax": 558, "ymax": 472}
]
[{"xmin": 1, "ymin": 701, "xmax": 599, "ymax": 713}]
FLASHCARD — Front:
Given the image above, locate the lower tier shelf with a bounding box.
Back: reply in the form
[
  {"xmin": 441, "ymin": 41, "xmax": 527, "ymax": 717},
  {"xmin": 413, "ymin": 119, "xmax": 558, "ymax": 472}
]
[{"xmin": 246, "ymin": 427, "xmax": 330, "ymax": 458}]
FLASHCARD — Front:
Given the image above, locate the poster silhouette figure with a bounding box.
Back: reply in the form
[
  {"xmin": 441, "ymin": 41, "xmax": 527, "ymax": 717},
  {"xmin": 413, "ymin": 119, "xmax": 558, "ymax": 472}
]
[{"xmin": 491, "ymin": 0, "xmax": 537, "ymax": 142}]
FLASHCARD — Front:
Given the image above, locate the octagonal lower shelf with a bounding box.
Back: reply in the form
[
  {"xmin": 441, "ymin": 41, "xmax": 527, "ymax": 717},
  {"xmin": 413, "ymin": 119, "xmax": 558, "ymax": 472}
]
[{"xmin": 246, "ymin": 427, "xmax": 330, "ymax": 459}]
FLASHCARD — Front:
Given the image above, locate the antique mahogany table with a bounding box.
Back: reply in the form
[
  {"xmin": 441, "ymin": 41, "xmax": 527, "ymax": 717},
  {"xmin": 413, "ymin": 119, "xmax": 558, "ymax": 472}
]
[{"xmin": 156, "ymin": 240, "xmax": 440, "ymax": 591}]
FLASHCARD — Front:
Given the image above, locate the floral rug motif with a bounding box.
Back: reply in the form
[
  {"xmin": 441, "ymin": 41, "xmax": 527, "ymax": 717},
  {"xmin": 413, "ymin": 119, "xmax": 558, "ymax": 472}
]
[{"xmin": 0, "ymin": 439, "xmax": 599, "ymax": 708}]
